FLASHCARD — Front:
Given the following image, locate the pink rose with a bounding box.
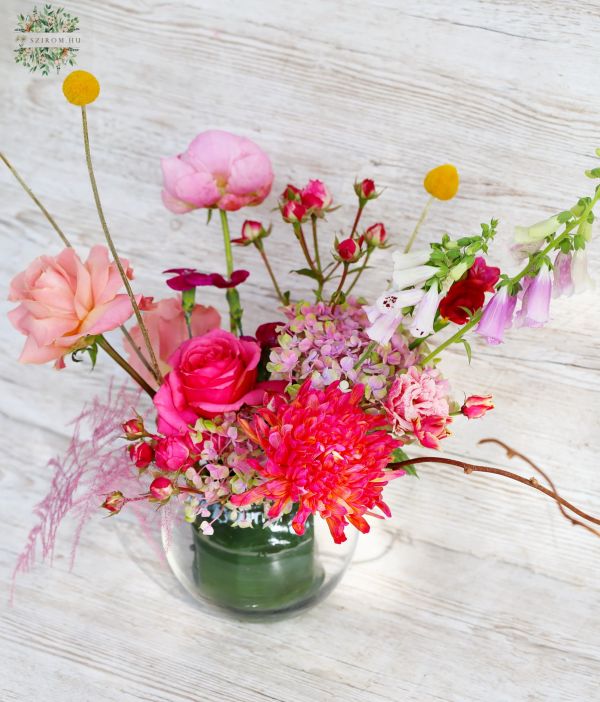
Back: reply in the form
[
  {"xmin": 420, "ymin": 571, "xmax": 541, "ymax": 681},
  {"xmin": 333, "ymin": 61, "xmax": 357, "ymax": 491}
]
[
  {"xmin": 8, "ymin": 246, "xmax": 137, "ymax": 366},
  {"xmin": 153, "ymin": 329, "xmax": 286, "ymax": 434},
  {"xmin": 301, "ymin": 179, "xmax": 332, "ymax": 212},
  {"xmin": 154, "ymin": 433, "xmax": 197, "ymax": 472},
  {"xmin": 124, "ymin": 296, "xmax": 220, "ymax": 383},
  {"xmin": 161, "ymin": 130, "xmax": 273, "ymax": 213}
]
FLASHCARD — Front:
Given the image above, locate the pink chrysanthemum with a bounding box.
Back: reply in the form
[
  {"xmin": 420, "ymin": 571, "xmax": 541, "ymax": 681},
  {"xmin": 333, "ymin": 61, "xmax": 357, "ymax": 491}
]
[
  {"xmin": 385, "ymin": 366, "xmax": 451, "ymax": 449},
  {"xmin": 230, "ymin": 380, "xmax": 403, "ymax": 543}
]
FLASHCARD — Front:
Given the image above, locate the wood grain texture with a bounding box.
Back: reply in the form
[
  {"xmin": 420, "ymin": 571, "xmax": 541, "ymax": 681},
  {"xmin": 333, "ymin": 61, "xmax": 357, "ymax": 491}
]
[{"xmin": 1, "ymin": 1, "xmax": 599, "ymax": 700}]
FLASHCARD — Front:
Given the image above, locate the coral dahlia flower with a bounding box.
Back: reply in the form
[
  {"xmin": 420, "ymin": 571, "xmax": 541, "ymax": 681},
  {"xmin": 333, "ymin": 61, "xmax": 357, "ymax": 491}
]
[{"xmin": 230, "ymin": 381, "xmax": 403, "ymax": 544}]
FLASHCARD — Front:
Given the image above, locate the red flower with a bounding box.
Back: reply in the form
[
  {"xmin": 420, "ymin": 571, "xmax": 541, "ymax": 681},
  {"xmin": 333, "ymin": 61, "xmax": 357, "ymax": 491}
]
[
  {"xmin": 128, "ymin": 442, "xmax": 154, "ymax": 469},
  {"xmin": 439, "ymin": 257, "xmax": 500, "ymax": 324},
  {"xmin": 230, "ymin": 381, "xmax": 402, "ymax": 544},
  {"xmin": 461, "ymin": 395, "xmax": 494, "ymax": 419},
  {"xmin": 336, "ymin": 238, "xmax": 361, "ymax": 262},
  {"xmin": 164, "ymin": 268, "xmax": 249, "ymax": 291}
]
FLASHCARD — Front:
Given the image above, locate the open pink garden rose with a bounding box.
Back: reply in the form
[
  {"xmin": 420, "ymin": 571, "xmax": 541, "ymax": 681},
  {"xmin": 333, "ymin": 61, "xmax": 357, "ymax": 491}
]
[
  {"xmin": 153, "ymin": 329, "xmax": 286, "ymax": 434},
  {"xmin": 8, "ymin": 246, "xmax": 137, "ymax": 366},
  {"xmin": 161, "ymin": 130, "xmax": 274, "ymax": 213}
]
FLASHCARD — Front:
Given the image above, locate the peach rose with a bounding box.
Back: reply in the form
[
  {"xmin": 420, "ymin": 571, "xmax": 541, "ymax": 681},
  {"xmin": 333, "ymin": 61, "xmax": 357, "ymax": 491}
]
[
  {"xmin": 124, "ymin": 297, "xmax": 221, "ymax": 383},
  {"xmin": 8, "ymin": 246, "xmax": 137, "ymax": 366}
]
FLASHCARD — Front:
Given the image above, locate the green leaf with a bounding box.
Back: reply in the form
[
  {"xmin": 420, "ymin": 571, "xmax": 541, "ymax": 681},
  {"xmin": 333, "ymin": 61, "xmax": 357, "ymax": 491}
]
[
  {"xmin": 292, "ymin": 267, "xmax": 320, "ymax": 281},
  {"xmin": 462, "ymin": 338, "xmax": 472, "ymax": 364},
  {"xmin": 390, "ymin": 448, "xmax": 418, "ymax": 477},
  {"xmin": 206, "ymin": 208, "xmax": 213, "ymax": 224}
]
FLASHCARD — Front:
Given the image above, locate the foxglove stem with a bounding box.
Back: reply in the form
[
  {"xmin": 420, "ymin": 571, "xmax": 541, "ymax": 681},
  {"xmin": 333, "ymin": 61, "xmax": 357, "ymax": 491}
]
[
  {"xmin": 346, "ymin": 249, "xmax": 372, "ymax": 294},
  {"xmin": 420, "ymin": 313, "xmax": 482, "ymax": 366},
  {"xmin": 218, "ymin": 209, "xmax": 242, "ymax": 334},
  {"xmin": 80, "ymin": 106, "xmax": 163, "ymax": 384},
  {"xmin": 97, "ymin": 335, "xmax": 156, "ymax": 398},
  {"xmin": 404, "ymin": 195, "xmax": 433, "ymax": 254},
  {"xmin": 1, "ymin": 151, "xmax": 72, "ymax": 248},
  {"xmin": 255, "ymin": 240, "xmax": 285, "ymax": 304}
]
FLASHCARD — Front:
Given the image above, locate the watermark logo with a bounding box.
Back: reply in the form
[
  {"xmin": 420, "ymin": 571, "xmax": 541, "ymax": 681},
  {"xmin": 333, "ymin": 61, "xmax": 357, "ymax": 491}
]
[{"xmin": 14, "ymin": 4, "xmax": 80, "ymax": 76}]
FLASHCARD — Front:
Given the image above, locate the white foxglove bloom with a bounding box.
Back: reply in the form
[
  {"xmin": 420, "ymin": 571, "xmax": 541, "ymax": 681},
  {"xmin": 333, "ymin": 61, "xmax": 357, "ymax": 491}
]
[
  {"xmin": 392, "ymin": 249, "xmax": 431, "ymax": 270},
  {"xmin": 392, "ymin": 265, "xmax": 437, "ymax": 289},
  {"xmin": 514, "ymin": 215, "xmax": 560, "ymax": 244},
  {"xmin": 364, "ymin": 288, "xmax": 425, "ymax": 345},
  {"xmin": 571, "ymin": 249, "xmax": 595, "ymax": 293},
  {"xmin": 408, "ymin": 285, "xmax": 440, "ymax": 338}
]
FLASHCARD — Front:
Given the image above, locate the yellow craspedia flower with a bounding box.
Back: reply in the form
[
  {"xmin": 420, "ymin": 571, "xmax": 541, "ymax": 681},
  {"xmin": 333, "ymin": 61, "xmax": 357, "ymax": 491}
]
[
  {"xmin": 62, "ymin": 70, "xmax": 100, "ymax": 106},
  {"xmin": 423, "ymin": 164, "xmax": 459, "ymax": 201}
]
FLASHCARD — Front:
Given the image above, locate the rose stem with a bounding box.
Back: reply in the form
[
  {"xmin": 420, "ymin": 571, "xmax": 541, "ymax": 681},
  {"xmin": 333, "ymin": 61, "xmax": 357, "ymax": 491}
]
[
  {"xmin": 255, "ymin": 240, "xmax": 285, "ymax": 304},
  {"xmin": 97, "ymin": 336, "xmax": 156, "ymax": 398},
  {"xmin": 80, "ymin": 105, "xmax": 162, "ymax": 384},
  {"xmin": 404, "ymin": 195, "xmax": 433, "ymax": 254},
  {"xmin": 324, "ymin": 203, "xmax": 366, "ymax": 285},
  {"xmin": 345, "ymin": 249, "xmax": 372, "ymax": 295},
  {"xmin": 119, "ymin": 324, "xmax": 156, "ymax": 379},
  {"xmin": 0, "ymin": 151, "xmax": 72, "ymax": 248}
]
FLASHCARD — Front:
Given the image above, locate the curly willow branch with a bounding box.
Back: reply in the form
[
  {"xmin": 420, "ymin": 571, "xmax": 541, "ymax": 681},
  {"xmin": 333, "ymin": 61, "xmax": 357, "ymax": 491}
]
[{"xmin": 389, "ymin": 438, "xmax": 600, "ymax": 538}]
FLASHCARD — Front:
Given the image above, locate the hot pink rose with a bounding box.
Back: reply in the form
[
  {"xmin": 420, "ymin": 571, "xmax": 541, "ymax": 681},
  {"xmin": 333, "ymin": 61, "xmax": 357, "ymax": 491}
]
[
  {"xmin": 124, "ymin": 296, "xmax": 221, "ymax": 383},
  {"xmin": 161, "ymin": 130, "xmax": 273, "ymax": 213},
  {"xmin": 153, "ymin": 329, "xmax": 286, "ymax": 434},
  {"xmin": 8, "ymin": 246, "xmax": 137, "ymax": 366}
]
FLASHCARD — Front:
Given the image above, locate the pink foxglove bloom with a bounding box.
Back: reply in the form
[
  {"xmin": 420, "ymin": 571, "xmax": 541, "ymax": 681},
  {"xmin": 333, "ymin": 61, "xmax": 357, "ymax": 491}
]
[
  {"xmin": 408, "ymin": 285, "xmax": 440, "ymax": 338},
  {"xmin": 461, "ymin": 394, "xmax": 494, "ymax": 419},
  {"xmin": 385, "ymin": 366, "xmax": 451, "ymax": 449},
  {"xmin": 571, "ymin": 249, "xmax": 595, "ymax": 293},
  {"xmin": 552, "ymin": 251, "xmax": 574, "ymax": 297},
  {"xmin": 8, "ymin": 246, "xmax": 137, "ymax": 366},
  {"xmin": 475, "ymin": 286, "xmax": 517, "ymax": 345},
  {"xmin": 161, "ymin": 130, "xmax": 273, "ymax": 213},
  {"xmin": 124, "ymin": 297, "xmax": 220, "ymax": 383},
  {"xmin": 230, "ymin": 381, "xmax": 402, "ymax": 544},
  {"xmin": 364, "ymin": 289, "xmax": 425, "ymax": 345},
  {"xmin": 516, "ymin": 264, "xmax": 552, "ymax": 328},
  {"xmin": 514, "ymin": 215, "xmax": 560, "ymax": 244}
]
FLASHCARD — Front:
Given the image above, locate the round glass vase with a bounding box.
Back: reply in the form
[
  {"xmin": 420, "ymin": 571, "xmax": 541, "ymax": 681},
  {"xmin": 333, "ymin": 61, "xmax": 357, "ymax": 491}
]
[{"xmin": 162, "ymin": 505, "xmax": 358, "ymax": 621}]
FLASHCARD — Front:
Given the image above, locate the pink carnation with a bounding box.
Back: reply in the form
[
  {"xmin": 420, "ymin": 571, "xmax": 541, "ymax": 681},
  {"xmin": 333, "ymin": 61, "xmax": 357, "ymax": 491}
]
[
  {"xmin": 8, "ymin": 246, "xmax": 137, "ymax": 366},
  {"xmin": 161, "ymin": 130, "xmax": 273, "ymax": 213},
  {"xmin": 385, "ymin": 366, "xmax": 451, "ymax": 449},
  {"xmin": 124, "ymin": 296, "xmax": 220, "ymax": 383}
]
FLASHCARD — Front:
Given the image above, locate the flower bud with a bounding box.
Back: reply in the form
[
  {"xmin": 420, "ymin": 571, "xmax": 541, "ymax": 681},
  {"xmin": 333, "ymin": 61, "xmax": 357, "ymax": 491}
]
[
  {"xmin": 128, "ymin": 442, "xmax": 154, "ymax": 469},
  {"xmin": 363, "ymin": 223, "xmax": 387, "ymax": 247},
  {"xmin": 101, "ymin": 491, "xmax": 126, "ymax": 514},
  {"xmin": 232, "ymin": 220, "xmax": 268, "ymax": 246},
  {"xmin": 449, "ymin": 260, "xmax": 470, "ymax": 281},
  {"xmin": 461, "ymin": 395, "xmax": 494, "ymax": 419},
  {"xmin": 281, "ymin": 200, "xmax": 307, "ymax": 224},
  {"xmin": 577, "ymin": 218, "xmax": 593, "ymax": 242},
  {"xmin": 354, "ymin": 178, "xmax": 378, "ymax": 203},
  {"xmin": 301, "ymin": 179, "xmax": 333, "ymax": 213},
  {"xmin": 255, "ymin": 321, "xmax": 283, "ymax": 349},
  {"xmin": 514, "ymin": 215, "xmax": 560, "ymax": 244},
  {"xmin": 337, "ymin": 238, "xmax": 361, "ymax": 262},
  {"xmin": 281, "ymin": 184, "xmax": 302, "ymax": 201},
  {"xmin": 423, "ymin": 164, "xmax": 459, "ymax": 200},
  {"xmin": 122, "ymin": 417, "xmax": 145, "ymax": 440},
  {"xmin": 149, "ymin": 476, "xmax": 174, "ymax": 501}
]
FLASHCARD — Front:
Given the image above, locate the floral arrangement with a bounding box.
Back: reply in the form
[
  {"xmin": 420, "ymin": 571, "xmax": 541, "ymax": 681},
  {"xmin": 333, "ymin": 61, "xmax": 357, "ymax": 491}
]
[{"xmin": 4, "ymin": 71, "xmax": 600, "ymax": 587}]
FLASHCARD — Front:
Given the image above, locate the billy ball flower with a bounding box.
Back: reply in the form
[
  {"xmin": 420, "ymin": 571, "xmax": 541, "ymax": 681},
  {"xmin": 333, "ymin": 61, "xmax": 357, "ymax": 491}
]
[
  {"xmin": 230, "ymin": 380, "xmax": 403, "ymax": 544},
  {"xmin": 62, "ymin": 70, "xmax": 100, "ymax": 106},
  {"xmin": 423, "ymin": 164, "xmax": 459, "ymax": 201}
]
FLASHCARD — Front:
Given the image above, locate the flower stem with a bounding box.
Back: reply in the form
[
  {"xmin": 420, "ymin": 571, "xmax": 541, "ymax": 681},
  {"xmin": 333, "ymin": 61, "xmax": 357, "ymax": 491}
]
[
  {"xmin": 119, "ymin": 324, "xmax": 156, "ymax": 379},
  {"xmin": 97, "ymin": 335, "xmax": 156, "ymax": 398},
  {"xmin": 293, "ymin": 222, "xmax": 318, "ymax": 273},
  {"xmin": 420, "ymin": 313, "xmax": 481, "ymax": 366},
  {"xmin": 311, "ymin": 214, "xmax": 322, "ymax": 272},
  {"xmin": 331, "ymin": 262, "xmax": 349, "ymax": 305},
  {"xmin": 350, "ymin": 203, "xmax": 365, "ymax": 238},
  {"xmin": 346, "ymin": 249, "xmax": 372, "ymax": 295},
  {"xmin": 353, "ymin": 340, "xmax": 376, "ymax": 370},
  {"xmin": 0, "ymin": 151, "xmax": 72, "ymax": 248},
  {"xmin": 256, "ymin": 241, "xmax": 285, "ymax": 304},
  {"xmin": 404, "ymin": 195, "xmax": 433, "ymax": 253},
  {"xmin": 80, "ymin": 106, "xmax": 163, "ymax": 385},
  {"xmin": 218, "ymin": 209, "xmax": 242, "ymax": 334}
]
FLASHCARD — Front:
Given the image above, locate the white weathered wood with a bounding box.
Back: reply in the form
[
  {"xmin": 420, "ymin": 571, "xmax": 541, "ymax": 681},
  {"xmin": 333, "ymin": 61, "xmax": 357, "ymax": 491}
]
[{"xmin": 1, "ymin": 1, "xmax": 599, "ymax": 700}]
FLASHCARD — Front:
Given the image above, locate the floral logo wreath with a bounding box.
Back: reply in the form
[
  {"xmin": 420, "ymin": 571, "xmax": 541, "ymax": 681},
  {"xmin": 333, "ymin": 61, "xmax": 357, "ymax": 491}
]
[{"xmin": 14, "ymin": 4, "xmax": 80, "ymax": 76}]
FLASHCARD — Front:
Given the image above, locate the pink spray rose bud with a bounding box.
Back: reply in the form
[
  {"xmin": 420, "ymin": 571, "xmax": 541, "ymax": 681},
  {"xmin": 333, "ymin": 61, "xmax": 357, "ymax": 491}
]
[
  {"xmin": 154, "ymin": 434, "xmax": 196, "ymax": 472},
  {"xmin": 337, "ymin": 238, "xmax": 361, "ymax": 263},
  {"xmin": 281, "ymin": 200, "xmax": 307, "ymax": 224},
  {"xmin": 354, "ymin": 178, "xmax": 378, "ymax": 203},
  {"xmin": 232, "ymin": 220, "xmax": 268, "ymax": 246},
  {"xmin": 101, "ymin": 491, "xmax": 126, "ymax": 514},
  {"xmin": 8, "ymin": 246, "xmax": 138, "ymax": 367},
  {"xmin": 129, "ymin": 442, "xmax": 154, "ymax": 469},
  {"xmin": 149, "ymin": 476, "xmax": 174, "ymax": 501},
  {"xmin": 281, "ymin": 184, "xmax": 302, "ymax": 201},
  {"xmin": 461, "ymin": 395, "xmax": 494, "ymax": 419},
  {"xmin": 122, "ymin": 417, "xmax": 145, "ymax": 440},
  {"xmin": 301, "ymin": 179, "xmax": 333, "ymax": 213},
  {"xmin": 363, "ymin": 223, "xmax": 387, "ymax": 247},
  {"xmin": 161, "ymin": 130, "xmax": 273, "ymax": 213}
]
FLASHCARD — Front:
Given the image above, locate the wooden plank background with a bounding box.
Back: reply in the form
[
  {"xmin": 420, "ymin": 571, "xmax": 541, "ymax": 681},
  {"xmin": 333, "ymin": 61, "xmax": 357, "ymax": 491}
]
[{"xmin": 1, "ymin": 1, "xmax": 599, "ymax": 700}]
